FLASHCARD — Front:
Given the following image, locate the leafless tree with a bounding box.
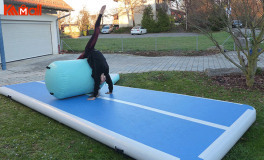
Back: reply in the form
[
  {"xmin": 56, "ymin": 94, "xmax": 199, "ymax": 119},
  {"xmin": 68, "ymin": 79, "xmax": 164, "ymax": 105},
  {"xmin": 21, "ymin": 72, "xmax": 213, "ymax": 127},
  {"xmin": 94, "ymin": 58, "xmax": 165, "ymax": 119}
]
[
  {"xmin": 57, "ymin": 11, "xmax": 67, "ymax": 33},
  {"xmin": 89, "ymin": 15, "xmax": 97, "ymax": 29},
  {"xmin": 171, "ymin": 0, "xmax": 192, "ymax": 30},
  {"xmin": 76, "ymin": 7, "xmax": 90, "ymax": 36},
  {"xmin": 187, "ymin": 0, "xmax": 264, "ymax": 87},
  {"xmin": 118, "ymin": 0, "xmax": 145, "ymax": 26}
]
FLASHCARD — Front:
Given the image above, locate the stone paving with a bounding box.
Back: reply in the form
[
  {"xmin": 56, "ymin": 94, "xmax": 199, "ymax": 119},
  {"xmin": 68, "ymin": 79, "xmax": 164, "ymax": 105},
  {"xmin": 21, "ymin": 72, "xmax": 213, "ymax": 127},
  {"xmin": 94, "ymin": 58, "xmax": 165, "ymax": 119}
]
[{"xmin": 0, "ymin": 52, "xmax": 263, "ymax": 86}]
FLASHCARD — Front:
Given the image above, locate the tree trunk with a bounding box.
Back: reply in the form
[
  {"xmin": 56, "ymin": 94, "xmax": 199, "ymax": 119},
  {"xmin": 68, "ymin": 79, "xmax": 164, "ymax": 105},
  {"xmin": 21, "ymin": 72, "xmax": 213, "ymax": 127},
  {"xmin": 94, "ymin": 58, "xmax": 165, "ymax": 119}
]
[
  {"xmin": 185, "ymin": 1, "xmax": 188, "ymax": 31},
  {"xmin": 245, "ymin": 56, "xmax": 258, "ymax": 87},
  {"xmin": 131, "ymin": 9, "xmax": 135, "ymax": 26},
  {"xmin": 126, "ymin": 8, "xmax": 130, "ymax": 26}
]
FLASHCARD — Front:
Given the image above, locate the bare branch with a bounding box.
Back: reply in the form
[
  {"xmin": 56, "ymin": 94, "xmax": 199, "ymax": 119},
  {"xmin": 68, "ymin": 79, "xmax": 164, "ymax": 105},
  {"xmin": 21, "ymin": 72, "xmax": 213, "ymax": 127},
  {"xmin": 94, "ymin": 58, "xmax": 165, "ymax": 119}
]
[{"xmin": 195, "ymin": 25, "xmax": 245, "ymax": 71}]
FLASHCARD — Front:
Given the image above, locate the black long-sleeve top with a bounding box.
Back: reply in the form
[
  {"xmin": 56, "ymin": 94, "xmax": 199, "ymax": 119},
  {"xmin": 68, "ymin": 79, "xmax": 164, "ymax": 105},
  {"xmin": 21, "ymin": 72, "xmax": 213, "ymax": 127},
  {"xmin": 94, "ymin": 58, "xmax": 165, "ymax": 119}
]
[{"xmin": 78, "ymin": 14, "xmax": 113, "ymax": 97}]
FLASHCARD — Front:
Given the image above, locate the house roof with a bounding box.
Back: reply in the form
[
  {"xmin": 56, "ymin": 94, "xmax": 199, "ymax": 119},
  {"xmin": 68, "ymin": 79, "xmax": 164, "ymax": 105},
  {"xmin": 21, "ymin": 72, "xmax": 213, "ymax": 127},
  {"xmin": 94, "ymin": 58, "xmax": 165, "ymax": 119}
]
[{"xmin": 4, "ymin": 0, "xmax": 73, "ymax": 11}]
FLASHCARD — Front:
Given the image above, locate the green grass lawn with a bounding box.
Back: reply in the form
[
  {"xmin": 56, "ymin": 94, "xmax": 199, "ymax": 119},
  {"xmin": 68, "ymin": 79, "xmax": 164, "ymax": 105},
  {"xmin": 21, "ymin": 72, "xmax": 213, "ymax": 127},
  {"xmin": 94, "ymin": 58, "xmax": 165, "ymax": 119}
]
[
  {"xmin": 1, "ymin": 71, "xmax": 263, "ymax": 159},
  {"xmin": 62, "ymin": 32, "xmax": 235, "ymax": 52}
]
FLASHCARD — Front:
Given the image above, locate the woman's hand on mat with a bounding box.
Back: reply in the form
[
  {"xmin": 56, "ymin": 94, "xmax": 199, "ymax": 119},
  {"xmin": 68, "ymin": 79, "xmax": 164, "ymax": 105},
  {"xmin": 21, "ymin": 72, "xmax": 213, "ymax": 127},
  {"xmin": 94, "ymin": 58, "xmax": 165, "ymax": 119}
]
[
  {"xmin": 100, "ymin": 5, "xmax": 106, "ymax": 15},
  {"xmin": 105, "ymin": 92, "xmax": 112, "ymax": 94},
  {"xmin": 87, "ymin": 97, "xmax": 96, "ymax": 101}
]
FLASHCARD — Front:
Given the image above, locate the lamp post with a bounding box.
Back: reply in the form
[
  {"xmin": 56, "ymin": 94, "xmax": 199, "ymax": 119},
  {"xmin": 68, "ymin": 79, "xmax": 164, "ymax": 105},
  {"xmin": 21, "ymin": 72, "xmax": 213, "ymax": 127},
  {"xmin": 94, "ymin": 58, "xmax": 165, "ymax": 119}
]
[{"xmin": 0, "ymin": 0, "xmax": 6, "ymax": 70}]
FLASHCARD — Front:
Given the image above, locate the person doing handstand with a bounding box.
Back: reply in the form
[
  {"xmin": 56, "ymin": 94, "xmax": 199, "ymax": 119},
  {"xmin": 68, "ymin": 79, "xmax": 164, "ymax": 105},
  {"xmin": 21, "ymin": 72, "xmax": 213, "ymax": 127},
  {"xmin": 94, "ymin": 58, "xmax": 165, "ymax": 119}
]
[{"xmin": 77, "ymin": 5, "xmax": 113, "ymax": 100}]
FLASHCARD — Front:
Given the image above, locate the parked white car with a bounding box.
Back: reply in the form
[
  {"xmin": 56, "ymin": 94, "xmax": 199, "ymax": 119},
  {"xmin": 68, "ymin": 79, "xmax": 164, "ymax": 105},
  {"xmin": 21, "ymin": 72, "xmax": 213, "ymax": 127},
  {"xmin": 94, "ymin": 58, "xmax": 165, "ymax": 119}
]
[
  {"xmin": 101, "ymin": 25, "xmax": 113, "ymax": 34},
  {"xmin": 131, "ymin": 26, "xmax": 147, "ymax": 35}
]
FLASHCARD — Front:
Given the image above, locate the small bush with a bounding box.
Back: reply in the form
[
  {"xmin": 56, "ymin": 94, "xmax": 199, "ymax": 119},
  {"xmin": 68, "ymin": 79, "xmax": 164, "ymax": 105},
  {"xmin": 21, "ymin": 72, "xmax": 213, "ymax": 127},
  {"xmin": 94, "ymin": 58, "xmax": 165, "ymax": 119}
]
[
  {"xmin": 60, "ymin": 32, "xmax": 81, "ymax": 38},
  {"xmin": 113, "ymin": 27, "xmax": 132, "ymax": 34},
  {"xmin": 169, "ymin": 24, "xmax": 186, "ymax": 33},
  {"xmin": 256, "ymin": 67, "xmax": 263, "ymax": 75}
]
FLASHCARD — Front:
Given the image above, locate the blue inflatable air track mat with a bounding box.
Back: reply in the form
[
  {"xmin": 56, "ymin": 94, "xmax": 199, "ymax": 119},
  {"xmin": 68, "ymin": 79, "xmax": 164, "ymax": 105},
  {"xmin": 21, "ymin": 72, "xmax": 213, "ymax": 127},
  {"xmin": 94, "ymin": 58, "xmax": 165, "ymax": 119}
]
[{"xmin": 0, "ymin": 81, "xmax": 256, "ymax": 160}]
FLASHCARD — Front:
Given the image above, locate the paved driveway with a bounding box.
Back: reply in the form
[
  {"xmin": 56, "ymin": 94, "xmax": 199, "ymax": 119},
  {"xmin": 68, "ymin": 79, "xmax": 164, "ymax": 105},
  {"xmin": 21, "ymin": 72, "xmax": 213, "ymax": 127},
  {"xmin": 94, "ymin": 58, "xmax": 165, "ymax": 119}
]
[{"xmin": 1, "ymin": 52, "xmax": 264, "ymax": 86}]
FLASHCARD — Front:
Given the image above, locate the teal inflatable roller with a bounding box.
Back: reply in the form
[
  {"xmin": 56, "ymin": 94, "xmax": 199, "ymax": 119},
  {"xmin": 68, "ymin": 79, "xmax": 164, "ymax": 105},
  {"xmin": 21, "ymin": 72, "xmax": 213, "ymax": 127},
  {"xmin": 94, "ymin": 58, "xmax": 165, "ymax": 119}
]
[{"xmin": 45, "ymin": 59, "xmax": 120, "ymax": 99}]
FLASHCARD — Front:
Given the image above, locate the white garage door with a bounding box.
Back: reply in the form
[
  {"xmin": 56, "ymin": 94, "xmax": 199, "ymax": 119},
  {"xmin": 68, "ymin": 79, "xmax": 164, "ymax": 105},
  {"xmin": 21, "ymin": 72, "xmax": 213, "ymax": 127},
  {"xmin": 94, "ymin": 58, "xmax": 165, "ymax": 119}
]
[{"xmin": 2, "ymin": 21, "xmax": 53, "ymax": 62}]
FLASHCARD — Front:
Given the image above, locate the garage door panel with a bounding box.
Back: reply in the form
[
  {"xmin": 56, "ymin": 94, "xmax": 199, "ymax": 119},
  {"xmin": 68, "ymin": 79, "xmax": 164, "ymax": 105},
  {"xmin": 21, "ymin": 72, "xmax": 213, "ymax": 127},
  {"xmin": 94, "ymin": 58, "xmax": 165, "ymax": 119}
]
[{"xmin": 2, "ymin": 22, "xmax": 52, "ymax": 62}]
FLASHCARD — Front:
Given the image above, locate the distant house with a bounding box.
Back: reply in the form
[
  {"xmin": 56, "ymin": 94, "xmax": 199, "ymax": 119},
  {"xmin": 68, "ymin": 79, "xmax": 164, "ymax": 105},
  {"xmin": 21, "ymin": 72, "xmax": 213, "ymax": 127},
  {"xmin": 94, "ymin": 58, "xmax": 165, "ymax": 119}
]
[
  {"xmin": 114, "ymin": 0, "xmax": 171, "ymax": 28},
  {"xmin": 1, "ymin": 0, "xmax": 72, "ymax": 63},
  {"xmin": 62, "ymin": 24, "xmax": 80, "ymax": 33},
  {"xmin": 170, "ymin": 9, "xmax": 185, "ymax": 23},
  {"xmin": 89, "ymin": 15, "xmax": 97, "ymax": 29},
  {"xmin": 113, "ymin": 13, "xmax": 119, "ymax": 26}
]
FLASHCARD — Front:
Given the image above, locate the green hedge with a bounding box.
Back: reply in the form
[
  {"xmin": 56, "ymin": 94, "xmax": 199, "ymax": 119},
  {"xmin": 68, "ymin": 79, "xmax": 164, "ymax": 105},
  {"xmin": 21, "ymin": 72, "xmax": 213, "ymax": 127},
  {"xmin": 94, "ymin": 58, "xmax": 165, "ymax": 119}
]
[
  {"xmin": 113, "ymin": 27, "xmax": 132, "ymax": 34},
  {"xmin": 141, "ymin": 5, "xmax": 171, "ymax": 33}
]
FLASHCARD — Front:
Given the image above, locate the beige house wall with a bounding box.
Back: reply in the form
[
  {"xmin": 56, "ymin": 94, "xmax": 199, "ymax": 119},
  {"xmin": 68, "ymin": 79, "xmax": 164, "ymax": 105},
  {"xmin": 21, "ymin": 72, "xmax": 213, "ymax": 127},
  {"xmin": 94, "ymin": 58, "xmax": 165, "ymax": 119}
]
[
  {"xmin": 64, "ymin": 25, "xmax": 80, "ymax": 33},
  {"xmin": 118, "ymin": 0, "xmax": 156, "ymax": 28}
]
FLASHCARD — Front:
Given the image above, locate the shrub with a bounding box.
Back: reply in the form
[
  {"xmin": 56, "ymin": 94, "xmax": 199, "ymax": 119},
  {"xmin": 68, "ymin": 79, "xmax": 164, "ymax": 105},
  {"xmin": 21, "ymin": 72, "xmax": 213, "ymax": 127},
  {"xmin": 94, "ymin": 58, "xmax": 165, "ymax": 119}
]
[
  {"xmin": 207, "ymin": 5, "xmax": 227, "ymax": 31},
  {"xmin": 156, "ymin": 8, "xmax": 171, "ymax": 32},
  {"xmin": 208, "ymin": 14, "xmax": 227, "ymax": 31},
  {"xmin": 141, "ymin": 5, "xmax": 157, "ymax": 33}
]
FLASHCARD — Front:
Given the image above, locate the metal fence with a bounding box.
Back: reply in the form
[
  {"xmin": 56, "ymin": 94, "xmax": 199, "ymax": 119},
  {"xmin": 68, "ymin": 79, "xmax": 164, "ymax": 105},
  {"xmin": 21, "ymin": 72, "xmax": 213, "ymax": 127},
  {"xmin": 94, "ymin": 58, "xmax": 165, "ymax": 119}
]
[{"xmin": 61, "ymin": 34, "xmax": 236, "ymax": 53}]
